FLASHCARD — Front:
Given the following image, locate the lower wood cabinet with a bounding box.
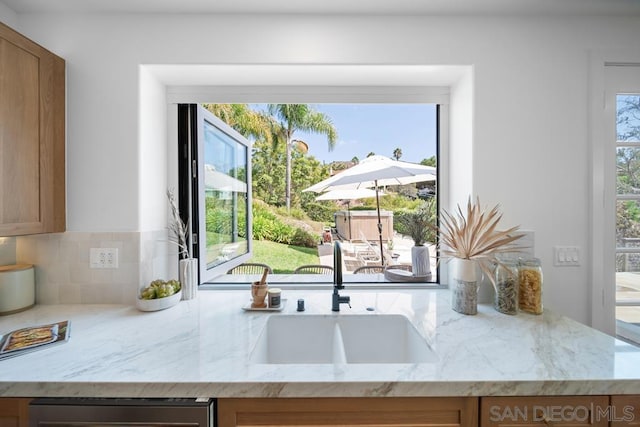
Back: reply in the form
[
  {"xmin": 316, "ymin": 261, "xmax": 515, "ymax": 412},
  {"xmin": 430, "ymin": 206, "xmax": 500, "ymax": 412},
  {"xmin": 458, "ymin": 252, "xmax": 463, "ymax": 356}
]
[
  {"xmin": 0, "ymin": 398, "xmax": 31, "ymax": 427},
  {"xmin": 218, "ymin": 397, "xmax": 478, "ymax": 427},
  {"xmin": 610, "ymin": 396, "xmax": 640, "ymax": 427},
  {"xmin": 481, "ymin": 396, "xmax": 612, "ymax": 426},
  {"xmin": 0, "ymin": 394, "xmax": 636, "ymax": 427}
]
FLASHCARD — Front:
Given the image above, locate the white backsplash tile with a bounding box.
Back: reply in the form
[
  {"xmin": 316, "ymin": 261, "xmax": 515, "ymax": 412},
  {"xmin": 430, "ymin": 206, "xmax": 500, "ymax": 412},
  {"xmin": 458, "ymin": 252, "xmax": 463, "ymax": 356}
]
[
  {"xmin": 58, "ymin": 282, "xmax": 82, "ymax": 304},
  {"xmin": 0, "ymin": 237, "xmax": 16, "ymax": 265},
  {"xmin": 15, "ymin": 230, "xmax": 177, "ymax": 305}
]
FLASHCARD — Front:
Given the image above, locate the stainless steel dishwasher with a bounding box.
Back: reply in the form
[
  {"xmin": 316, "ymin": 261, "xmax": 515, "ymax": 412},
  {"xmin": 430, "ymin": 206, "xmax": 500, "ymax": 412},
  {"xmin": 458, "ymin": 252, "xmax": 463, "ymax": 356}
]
[{"xmin": 29, "ymin": 398, "xmax": 214, "ymax": 427}]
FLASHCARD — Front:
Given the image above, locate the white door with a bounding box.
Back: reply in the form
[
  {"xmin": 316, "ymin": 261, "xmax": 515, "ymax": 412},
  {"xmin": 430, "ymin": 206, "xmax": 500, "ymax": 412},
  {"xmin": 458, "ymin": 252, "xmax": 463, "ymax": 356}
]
[{"xmin": 605, "ymin": 65, "xmax": 640, "ymax": 342}]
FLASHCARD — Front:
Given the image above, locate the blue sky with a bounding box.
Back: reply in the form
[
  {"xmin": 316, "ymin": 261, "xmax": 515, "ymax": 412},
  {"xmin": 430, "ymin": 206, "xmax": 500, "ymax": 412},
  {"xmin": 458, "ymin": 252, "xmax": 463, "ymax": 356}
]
[
  {"xmin": 617, "ymin": 95, "xmax": 640, "ymax": 142},
  {"xmin": 251, "ymin": 104, "xmax": 437, "ymax": 164}
]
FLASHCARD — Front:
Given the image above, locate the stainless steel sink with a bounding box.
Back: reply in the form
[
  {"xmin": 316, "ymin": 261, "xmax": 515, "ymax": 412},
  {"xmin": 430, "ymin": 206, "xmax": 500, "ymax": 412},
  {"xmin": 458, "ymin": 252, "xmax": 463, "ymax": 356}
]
[{"xmin": 250, "ymin": 314, "xmax": 437, "ymax": 364}]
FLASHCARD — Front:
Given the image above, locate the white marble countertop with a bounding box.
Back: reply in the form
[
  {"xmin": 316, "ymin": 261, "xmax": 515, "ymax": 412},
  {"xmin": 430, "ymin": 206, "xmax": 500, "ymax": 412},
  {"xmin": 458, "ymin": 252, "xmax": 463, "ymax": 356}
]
[{"xmin": 0, "ymin": 288, "xmax": 639, "ymax": 398}]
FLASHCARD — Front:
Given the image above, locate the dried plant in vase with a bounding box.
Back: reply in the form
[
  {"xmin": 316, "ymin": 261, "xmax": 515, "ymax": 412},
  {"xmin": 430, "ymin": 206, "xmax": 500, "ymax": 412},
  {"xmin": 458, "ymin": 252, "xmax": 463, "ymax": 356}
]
[
  {"xmin": 166, "ymin": 188, "xmax": 197, "ymax": 300},
  {"xmin": 167, "ymin": 188, "xmax": 191, "ymax": 259},
  {"xmin": 438, "ymin": 197, "xmax": 525, "ymax": 314},
  {"xmin": 395, "ymin": 199, "xmax": 437, "ymax": 277},
  {"xmin": 396, "ymin": 199, "xmax": 437, "ymax": 247}
]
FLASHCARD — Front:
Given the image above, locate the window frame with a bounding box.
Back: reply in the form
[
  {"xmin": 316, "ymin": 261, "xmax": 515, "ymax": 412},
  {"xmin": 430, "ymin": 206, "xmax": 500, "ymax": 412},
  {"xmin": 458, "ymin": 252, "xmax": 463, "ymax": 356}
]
[
  {"xmin": 178, "ymin": 104, "xmax": 254, "ymax": 283},
  {"xmin": 197, "ymin": 105, "xmax": 254, "ymax": 281},
  {"xmin": 171, "ymin": 86, "xmax": 450, "ymax": 289}
]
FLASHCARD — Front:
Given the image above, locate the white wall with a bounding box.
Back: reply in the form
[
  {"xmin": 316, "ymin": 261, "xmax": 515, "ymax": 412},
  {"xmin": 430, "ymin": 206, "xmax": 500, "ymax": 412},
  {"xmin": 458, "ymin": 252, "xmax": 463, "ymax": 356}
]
[
  {"xmin": 139, "ymin": 66, "xmax": 167, "ymax": 232},
  {"xmin": 0, "ymin": 1, "xmax": 17, "ymax": 29},
  {"xmin": 4, "ymin": 12, "xmax": 640, "ymax": 324},
  {"xmin": 449, "ymin": 68, "xmax": 474, "ymax": 209}
]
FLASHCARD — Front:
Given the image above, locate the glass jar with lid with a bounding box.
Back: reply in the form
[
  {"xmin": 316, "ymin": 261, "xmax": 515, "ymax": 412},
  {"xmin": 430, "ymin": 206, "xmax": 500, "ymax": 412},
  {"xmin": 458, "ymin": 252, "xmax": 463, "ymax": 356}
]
[
  {"xmin": 518, "ymin": 257, "xmax": 543, "ymax": 314},
  {"xmin": 494, "ymin": 259, "xmax": 519, "ymax": 315}
]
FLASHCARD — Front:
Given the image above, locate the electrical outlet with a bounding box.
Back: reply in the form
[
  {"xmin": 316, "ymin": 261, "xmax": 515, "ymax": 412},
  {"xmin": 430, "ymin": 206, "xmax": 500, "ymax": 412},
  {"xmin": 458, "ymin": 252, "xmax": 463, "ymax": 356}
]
[
  {"xmin": 90, "ymin": 248, "xmax": 119, "ymax": 269},
  {"xmin": 553, "ymin": 246, "xmax": 580, "ymax": 266}
]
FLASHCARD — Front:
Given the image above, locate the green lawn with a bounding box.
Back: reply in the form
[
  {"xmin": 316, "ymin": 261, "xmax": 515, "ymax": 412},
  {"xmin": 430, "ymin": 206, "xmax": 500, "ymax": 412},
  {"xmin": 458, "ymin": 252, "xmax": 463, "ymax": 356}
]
[{"xmin": 249, "ymin": 240, "xmax": 319, "ymax": 274}]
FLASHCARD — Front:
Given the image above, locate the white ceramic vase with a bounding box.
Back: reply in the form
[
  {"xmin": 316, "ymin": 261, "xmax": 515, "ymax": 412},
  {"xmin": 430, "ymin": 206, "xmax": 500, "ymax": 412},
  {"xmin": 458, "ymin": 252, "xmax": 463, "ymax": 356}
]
[
  {"xmin": 451, "ymin": 258, "xmax": 479, "ymax": 315},
  {"xmin": 411, "ymin": 245, "xmax": 432, "ymax": 278},
  {"xmin": 179, "ymin": 258, "xmax": 198, "ymax": 300}
]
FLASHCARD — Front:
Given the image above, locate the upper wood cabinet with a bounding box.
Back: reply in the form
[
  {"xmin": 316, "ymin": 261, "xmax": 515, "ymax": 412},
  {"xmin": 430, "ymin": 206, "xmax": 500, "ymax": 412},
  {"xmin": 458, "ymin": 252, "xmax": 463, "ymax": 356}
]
[{"xmin": 0, "ymin": 22, "xmax": 65, "ymax": 236}]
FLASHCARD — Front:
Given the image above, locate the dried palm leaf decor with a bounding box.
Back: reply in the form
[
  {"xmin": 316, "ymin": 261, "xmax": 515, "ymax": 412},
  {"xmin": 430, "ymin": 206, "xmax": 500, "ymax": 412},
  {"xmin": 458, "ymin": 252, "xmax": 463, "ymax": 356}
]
[{"xmin": 438, "ymin": 197, "xmax": 525, "ymax": 287}]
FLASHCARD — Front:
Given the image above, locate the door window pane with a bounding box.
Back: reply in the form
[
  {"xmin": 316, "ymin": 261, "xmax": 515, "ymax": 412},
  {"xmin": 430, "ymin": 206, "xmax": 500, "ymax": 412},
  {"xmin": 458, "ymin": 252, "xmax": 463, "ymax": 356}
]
[
  {"xmin": 617, "ymin": 246, "xmax": 640, "ymax": 273},
  {"xmin": 617, "ymin": 147, "xmax": 640, "ymax": 194},
  {"xmin": 616, "ymin": 199, "xmax": 640, "ymax": 247},
  {"xmin": 202, "ymin": 115, "xmax": 250, "ymax": 269},
  {"xmin": 617, "ymin": 95, "xmax": 640, "ymax": 143}
]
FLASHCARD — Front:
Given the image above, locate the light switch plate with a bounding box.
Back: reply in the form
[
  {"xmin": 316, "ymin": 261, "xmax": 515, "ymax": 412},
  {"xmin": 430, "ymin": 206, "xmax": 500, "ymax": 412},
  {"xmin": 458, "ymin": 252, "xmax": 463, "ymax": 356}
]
[{"xmin": 553, "ymin": 246, "xmax": 580, "ymax": 266}]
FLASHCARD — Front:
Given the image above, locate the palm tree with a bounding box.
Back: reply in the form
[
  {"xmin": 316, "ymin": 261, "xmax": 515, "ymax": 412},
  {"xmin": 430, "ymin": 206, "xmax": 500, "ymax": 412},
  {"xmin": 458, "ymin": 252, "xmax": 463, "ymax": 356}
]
[
  {"xmin": 204, "ymin": 104, "xmax": 273, "ymax": 143},
  {"xmin": 421, "ymin": 155, "xmax": 436, "ymax": 167},
  {"xmin": 392, "ymin": 147, "xmax": 402, "ymax": 160},
  {"xmin": 267, "ymin": 104, "xmax": 338, "ymax": 210}
]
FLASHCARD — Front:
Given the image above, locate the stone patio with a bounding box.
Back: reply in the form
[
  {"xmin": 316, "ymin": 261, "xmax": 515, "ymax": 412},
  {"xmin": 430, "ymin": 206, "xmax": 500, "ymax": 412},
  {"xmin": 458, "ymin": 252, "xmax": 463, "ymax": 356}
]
[{"xmin": 318, "ymin": 231, "xmax": 436, "ymax": 274}]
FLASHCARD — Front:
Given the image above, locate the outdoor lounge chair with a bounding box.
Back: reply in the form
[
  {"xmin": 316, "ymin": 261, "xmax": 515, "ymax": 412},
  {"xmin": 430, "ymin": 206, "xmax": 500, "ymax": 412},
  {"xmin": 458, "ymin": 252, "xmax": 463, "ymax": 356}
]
[
  {"xmin": 227, "ymin": 263, "xmax": 273, "ymax": 275},
  {"xmin": 353, "ymin": 265, "xmax": 384, "ymax": 274},
  {"xmin": 354, "ymin": 265, "xmax": 412, "ymax": 274},
  {"xmin": 356, "ymin": 248, "xmax": 382, "ymax": 265},
  {"xmin": 353, "ymin": 232, "xmax": 382, "ymax": 265},
  {"xmin": 387, "ymin": 264, "xmax": 412, "ymax": 272},
  {"xmin": 355, "ymin": 233, "xmax": 402, "ymax": 266},
  {"xmin": 294, "ymin": 265, "xmax": 334, "ymax": 274}
]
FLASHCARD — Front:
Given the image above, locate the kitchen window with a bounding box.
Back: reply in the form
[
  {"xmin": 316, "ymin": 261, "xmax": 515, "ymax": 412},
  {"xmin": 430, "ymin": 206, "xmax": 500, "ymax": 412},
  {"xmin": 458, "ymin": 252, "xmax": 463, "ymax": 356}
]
[{"xmin": 175, "ymin": 91, "xmax": 449, "ymax": 287}]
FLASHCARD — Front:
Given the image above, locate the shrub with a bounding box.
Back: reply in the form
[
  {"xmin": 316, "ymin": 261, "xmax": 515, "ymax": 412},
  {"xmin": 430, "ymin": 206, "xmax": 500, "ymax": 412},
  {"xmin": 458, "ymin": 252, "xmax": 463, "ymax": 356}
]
[
  {"xmin": 253, "ymin": 211, "xmax": 288, "ymax": 242},
  {"xmin": 252, "ymin": 201, "xmax": 318, "ymax": 248},
  {"xmin": 291, "ymin": 228, "xmax": 319, "ymax": 248},
  {"xmin": 275, "ymin": 206, "xmax": 308, "ymax": 221},
  {"xmin": 394, "ymin": 199, "xmax": 437, "ymax": 245},
  {"xmin": 303, "ymin": 202, "xmax": 336, "ymax": 223},
  {"xmin": 354, "ymin": 192, "xmax": 422, "ymax": 211}
]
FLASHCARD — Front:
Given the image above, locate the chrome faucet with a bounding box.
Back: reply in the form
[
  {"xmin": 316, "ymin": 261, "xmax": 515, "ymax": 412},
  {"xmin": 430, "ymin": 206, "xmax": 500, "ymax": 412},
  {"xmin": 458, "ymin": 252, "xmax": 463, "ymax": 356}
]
[{"xmin": 332, "ymin": 241, "xmax": 351, "ymax": 311}]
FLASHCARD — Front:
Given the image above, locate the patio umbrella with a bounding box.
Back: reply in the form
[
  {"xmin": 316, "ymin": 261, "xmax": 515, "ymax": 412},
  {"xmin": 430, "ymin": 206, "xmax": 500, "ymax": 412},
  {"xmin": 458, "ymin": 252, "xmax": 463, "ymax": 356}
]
[
  {"xmin": 314, "ymin": 188, "xmax": 382, "ymax": 201},
  {"xmin": 204, "ymin": 164, "xmax": 247, "ymax": 193},
  {"xmin": 304, "ymin": 155, "xmax": 436, "ymax": 265}
]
